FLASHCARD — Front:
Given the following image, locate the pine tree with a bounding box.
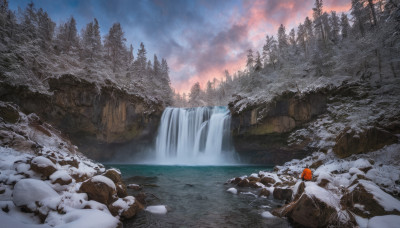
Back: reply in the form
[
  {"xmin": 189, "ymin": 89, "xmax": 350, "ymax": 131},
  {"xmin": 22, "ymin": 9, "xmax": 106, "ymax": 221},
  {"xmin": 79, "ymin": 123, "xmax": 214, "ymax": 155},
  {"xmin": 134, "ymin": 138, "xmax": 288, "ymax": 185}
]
[
  {"xmin": 36, "ymin": 8, "xmax": 55, "ymax": 49},
  {"xmin": 351, "ymin": 0, "xmax": 367, "ymax": 37},
  {"xmin": 254, "ymin": 51, "xmax": 262, "ymax": 71},
  {"xmin": 189, "ymin": 82, "xmax": 201, "ymax": 106},
  {"xmin": 56, "ymin": 16, "xmax": 79, "ymax": 52},
  {"xmin": 92, "ymin": 18, "xmax": 101, "ymax": 56},
  {"xmin": 297, "ymin": 23, "xmax": 307, "ymax": 55},
  {"xmin": 128, "ymin": 44, "xmax": 134, "ymax": 64},
  {"xmin": 277, "ymin": 24, "xmax": 288, "ymax": 55},
  {"xmin": 304, "ymin": 17, "xmax": 314, "ymax": 57},
  {"xmin": 262, "ymin": 35, "xmax": 276, "ymax": 66},
  {"xmin": 289, "ymin": 28, "xmax": 296, "ymax": 47},
  {"xmin": 313, "ymin": 0, "xmax": 325, "ymax": 43},
  {"xmin": 330, "ymin": 11, "xmax": 340, "ymax": 43},
  {"xmin": 135, "ymin": 42, "xmax": 147, "ymax": 77},
  {"xmin": 246, "ymin": 48, "xmax": 254, "ymax": 71},
  {"xmin": 340, "ymin": 13, "xmax": 350, "ymax": 39},
  {"xmin": 153, "ymin": 54, "xmax": 160, "ymax": 76},
  {"xmin": 104, "ymin": 22, "xmax": 126, "ymax": 72},
  {"xmin": 0, "ymin": 0, "xmax": 17, "ymax": 41}
]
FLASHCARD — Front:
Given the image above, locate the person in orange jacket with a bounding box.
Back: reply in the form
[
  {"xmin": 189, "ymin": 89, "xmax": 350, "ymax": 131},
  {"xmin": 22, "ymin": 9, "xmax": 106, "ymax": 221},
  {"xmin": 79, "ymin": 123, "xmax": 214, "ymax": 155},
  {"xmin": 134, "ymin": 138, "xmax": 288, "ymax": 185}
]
[{"xmin": 301, "ymin": 166, "xmax": 312, "ymax": 181}]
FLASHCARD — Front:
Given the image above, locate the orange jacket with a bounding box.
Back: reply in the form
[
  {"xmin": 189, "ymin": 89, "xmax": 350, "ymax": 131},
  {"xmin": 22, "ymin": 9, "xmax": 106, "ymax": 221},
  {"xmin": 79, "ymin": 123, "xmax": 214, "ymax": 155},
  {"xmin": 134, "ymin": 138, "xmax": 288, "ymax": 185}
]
[{"xmin": 301, "ymin": 168, "xmax": 312, "ymax": 181}]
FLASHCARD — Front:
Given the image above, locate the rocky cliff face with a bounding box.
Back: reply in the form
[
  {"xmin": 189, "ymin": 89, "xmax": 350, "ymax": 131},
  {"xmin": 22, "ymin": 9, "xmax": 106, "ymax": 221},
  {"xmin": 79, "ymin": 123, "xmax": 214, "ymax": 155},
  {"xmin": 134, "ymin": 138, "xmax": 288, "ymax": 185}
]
[
  {"xmin": 229, "ymin": 90, "xmax": 327, "ymax": 164},
  {"xmin": 0, "ymin": 74, "xmax": 163, "ymax": 160}
]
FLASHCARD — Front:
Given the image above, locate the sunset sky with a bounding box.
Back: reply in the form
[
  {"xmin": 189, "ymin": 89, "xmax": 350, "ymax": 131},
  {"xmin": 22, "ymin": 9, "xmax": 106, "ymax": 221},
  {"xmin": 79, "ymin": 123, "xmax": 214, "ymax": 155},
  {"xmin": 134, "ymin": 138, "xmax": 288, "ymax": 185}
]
[{"xmin": 10, "ymin": 0, "xmax": 351, "ymax": 94}]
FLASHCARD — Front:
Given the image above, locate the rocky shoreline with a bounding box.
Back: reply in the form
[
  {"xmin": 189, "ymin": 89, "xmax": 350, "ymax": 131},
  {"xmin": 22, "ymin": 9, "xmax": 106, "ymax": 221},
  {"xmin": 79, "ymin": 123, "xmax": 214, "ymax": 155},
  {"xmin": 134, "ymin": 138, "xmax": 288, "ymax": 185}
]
[
  {"xmin": 0, "ymin": 101, "xmax": 149, "ymax": 227},
  {"xmin": 226, "ymin": 143, "xmax": 400, "ymax": 227}
]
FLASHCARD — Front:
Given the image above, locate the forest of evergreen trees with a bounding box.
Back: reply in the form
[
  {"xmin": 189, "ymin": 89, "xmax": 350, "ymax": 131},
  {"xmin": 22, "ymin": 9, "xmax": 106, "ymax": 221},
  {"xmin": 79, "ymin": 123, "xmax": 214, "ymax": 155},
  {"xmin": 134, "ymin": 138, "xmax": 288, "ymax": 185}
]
[
  {"xmin": 176, "ymin": 0, "xmax": 400, "ymax": 108},
  {"xmin": 0, "ymin": 0, "xmax": 173, "ymax": 106}
]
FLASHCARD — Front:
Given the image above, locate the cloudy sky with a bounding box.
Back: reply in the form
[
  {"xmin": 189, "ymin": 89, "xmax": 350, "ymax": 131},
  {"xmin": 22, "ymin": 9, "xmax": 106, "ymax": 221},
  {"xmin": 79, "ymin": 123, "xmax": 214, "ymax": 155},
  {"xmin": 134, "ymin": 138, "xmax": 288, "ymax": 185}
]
[{"xmin": 10, "ymin": 0, "xmax": 350, "ymax": 93}]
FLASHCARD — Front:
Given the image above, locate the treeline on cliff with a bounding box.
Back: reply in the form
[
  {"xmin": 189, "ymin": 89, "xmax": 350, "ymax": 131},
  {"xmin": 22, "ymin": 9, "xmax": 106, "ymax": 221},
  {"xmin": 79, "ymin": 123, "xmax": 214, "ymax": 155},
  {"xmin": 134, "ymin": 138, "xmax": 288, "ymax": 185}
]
[
  {"xmin": 176, "ymin": 0, "xmax": 400, "ymax": 110},
  {"xmin": 0, "ymin": 0, "xmax": 173, "ymax": 106}
]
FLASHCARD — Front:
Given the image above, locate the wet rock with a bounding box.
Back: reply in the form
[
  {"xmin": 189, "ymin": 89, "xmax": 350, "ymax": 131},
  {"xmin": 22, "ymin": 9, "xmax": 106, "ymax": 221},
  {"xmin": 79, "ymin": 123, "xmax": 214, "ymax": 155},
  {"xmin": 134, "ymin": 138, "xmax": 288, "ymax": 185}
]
[
  {"xmin": 79, "ymin": 177, "xmax": 117, "ymax": 205},
  {"xmin": 103, "ymin": 169, "xmax": 123, "ymax": 184},
  {"xmin": 230, "ymin": 177, "xmax": 242, "ymax": 185},
  {"xmin": 237, "ymin": 179, "xmax": 249, "ymax": 187},
  {"xmin": 259, "ymin": 188, "xmax": 270, "ymax": 197},
  {"xmin": 260, "ymin": 177, "xmax": 276, "ymax": 186},
  {"xmin": 273, "ymin": 187, "xmax": 293, "ymax": 202},
  {"xmin": 248, "ymin": 176, "xmax": 260, "ymax": 182},
  {"xmin": 249, "ymin": 181, "xmax": 261, "ymax": 188},
  {"xmin": 333, "ymin": 127, "xmax": 398, "ymax": 158},
  {"xmin": 116, "ymin": 182, "xmax": 128, "ymax": 198},
  {"xmin": 108, "ymin": 196, "xmax": 144, "ymax": 219},
  {"xmin": 135, "ymin": 193, "xmax": 147, "ymax": 205},
  {"xmin": 127, "ymin": 184, "xmax": 142, "ymax": 191},
  {"xmin": 103, "ymin": 169, "xmax": 127, "ymax": 198}
]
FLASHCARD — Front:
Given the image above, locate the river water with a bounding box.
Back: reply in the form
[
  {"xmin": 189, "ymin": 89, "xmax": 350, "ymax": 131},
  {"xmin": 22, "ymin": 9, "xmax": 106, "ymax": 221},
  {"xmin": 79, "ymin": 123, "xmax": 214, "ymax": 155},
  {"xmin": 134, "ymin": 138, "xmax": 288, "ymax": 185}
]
[{"xmin": 107, "ymin": 165, "xmax": 291, "ymax": 228}]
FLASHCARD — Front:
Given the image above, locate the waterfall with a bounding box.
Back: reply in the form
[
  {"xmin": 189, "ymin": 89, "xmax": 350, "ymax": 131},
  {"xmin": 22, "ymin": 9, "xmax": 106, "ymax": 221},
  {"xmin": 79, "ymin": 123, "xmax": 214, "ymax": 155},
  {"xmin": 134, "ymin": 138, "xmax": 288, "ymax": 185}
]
[{"xmin": 154, "ymin": 106, "xmax": 237, "ymax": 165}]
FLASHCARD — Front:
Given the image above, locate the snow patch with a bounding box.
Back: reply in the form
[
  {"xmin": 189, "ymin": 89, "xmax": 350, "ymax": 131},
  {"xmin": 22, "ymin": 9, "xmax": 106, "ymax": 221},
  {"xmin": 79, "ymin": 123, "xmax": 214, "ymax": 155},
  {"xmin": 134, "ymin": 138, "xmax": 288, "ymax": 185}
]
[
  {"xmin": 13, "ymin": 179, "xmax": 59, "ymax": 210},
  {"xmin": 146, "ymin": 205, "xmax": 167, "ymax": 214},
  {"xmin": 90, "ymin": 175, "xmax": 116, "ymax": 190},
  {"xmin": 227, "ymin": 187, "xmax": 238, "ymax": 194}
]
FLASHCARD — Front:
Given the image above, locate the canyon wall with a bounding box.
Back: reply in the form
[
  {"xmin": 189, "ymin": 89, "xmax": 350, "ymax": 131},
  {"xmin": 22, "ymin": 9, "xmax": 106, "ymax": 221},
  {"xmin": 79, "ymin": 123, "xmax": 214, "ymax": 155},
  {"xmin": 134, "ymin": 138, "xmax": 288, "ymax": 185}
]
[
  {"xmin": 0, "ymin": 74, "xmax": 163, "ymax": 160},
  {"xmin": 229, "ymin": 91, "xmax": 328, "ymax": 164}
]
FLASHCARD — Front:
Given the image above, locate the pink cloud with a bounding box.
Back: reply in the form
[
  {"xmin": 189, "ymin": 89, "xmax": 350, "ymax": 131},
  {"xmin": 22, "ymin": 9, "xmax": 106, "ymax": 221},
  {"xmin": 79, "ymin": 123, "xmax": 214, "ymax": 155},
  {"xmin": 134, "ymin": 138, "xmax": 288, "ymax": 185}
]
[{"xmin": 171, "ymin": 0, "xmax": 352, "ymax": 94}]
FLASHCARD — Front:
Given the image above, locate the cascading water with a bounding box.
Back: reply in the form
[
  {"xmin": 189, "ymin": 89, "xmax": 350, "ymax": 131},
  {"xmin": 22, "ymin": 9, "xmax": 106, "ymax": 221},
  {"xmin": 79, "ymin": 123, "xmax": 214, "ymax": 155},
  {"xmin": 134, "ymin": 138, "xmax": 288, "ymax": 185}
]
[{"xmin": 154, "ymin": 106, "xmax": 238, "ymax": 165}]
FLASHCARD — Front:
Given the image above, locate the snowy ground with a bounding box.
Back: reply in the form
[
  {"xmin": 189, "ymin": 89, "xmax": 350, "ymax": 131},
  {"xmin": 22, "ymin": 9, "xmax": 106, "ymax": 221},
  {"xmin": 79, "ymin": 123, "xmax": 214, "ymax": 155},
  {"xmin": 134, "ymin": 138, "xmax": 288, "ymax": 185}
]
[
  {"xmin": 226, "ymin": 143, "xmax": 400, "ymax": 227},
  {"xmin": 0, "ymin": 102, "xmax": 138, "ymax": 227}
]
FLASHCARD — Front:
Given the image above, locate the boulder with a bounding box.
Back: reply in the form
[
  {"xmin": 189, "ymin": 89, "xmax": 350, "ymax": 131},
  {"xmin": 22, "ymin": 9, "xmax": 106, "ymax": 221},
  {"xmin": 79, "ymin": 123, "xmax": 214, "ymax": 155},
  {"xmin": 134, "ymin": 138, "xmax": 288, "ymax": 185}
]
[
  {"xmin": 341, "ymin": 181, "xmax": 400, "ymax": 218},
  {"xmin": 248, "ymin": 176, "xmax": 260, "ymax": 182},
  {"xmin": 333, "ymin": 127, "xmax": 398, "ymax": 158},
  {"xmin": 237, "ymin": 179, "xmax": 249, "ymax": 187},
  {"xmin": 230, "ymin": 177, "xmax": 242, "ymax": 185},
  {"xmin": 103, "ymin": 169, "xmax": 127, "ymax": 198},
  {"xmin": 318, "ymin": 179, "xmax": 330, "ymax": 188},
  {"xmin": 79, "ymin": 176, "xmax": 117, "ymax": 205},
  {"xmin": 272, "ymin": 193, "xmax": 337, "ymax": 228},
  {"xmin": 108, "ymin": 196, "xmax": 143, "ymax": 219},
  {"xmin": 135, "ymin": 192, "xmax": 147, "ymax": 205},
  {"xmin": 293, "ymin": 182, "xmax": 305, "ymax": 200},
  {"xmin": 273, "ymin": 187, "xmax": 293, "ymax": 202},
  {"xmin": 260, "ymin": 177, "xmax": 276, "ymax": 186},
  {"xmin": 58, "ymin": 158, "xmax": 79, "ymax": 168},
  {"xmin": 30, "ymin": 156, "xmax": 57, "ymax": 178},
  {"xmin": 310, "ymin": 160, "xmax": 323, "ymax": 169},
  {"xmin": 116, "ymin": 182, "xmax": 128, "ymax": 198},
  {"xmin": 50, "ymin": 170, "xmax": 73, "ymax": 185},
  {"xmin": 259, "ymin": 188, "xmax": 270, "ymax": 197},
  {"xmin": 71, "ymin": 173, "xmax": 89, "ymax": 182},
  {"xmin": 249, "ymin": 181, "xmax": 262, "ymax": 188},
  {"xmin": 103, "ymin": 169, "xmax": 123, "ymax": 184}
]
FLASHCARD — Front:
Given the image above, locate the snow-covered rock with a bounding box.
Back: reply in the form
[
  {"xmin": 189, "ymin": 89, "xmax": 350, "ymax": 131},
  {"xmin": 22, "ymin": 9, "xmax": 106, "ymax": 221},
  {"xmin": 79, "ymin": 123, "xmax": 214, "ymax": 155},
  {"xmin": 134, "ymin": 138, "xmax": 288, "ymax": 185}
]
[
  {"xmin": 13, "ymin": 179, "xmax": 60, "ymax": 211},
  {"xmin": 227, "ymin": 187, "xmax": 238, "ymax": 194},
  {"xmin": 145, "ymin": 205, "xmax": 168, "ymax": 214}
]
